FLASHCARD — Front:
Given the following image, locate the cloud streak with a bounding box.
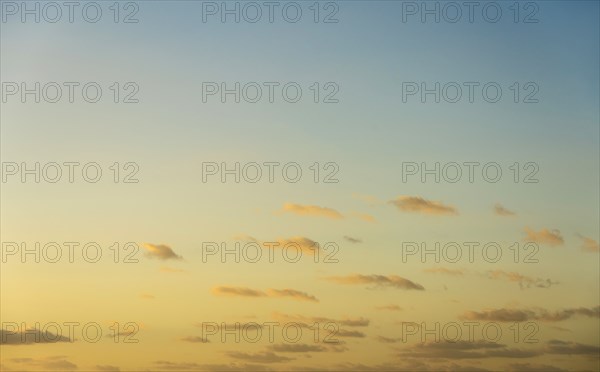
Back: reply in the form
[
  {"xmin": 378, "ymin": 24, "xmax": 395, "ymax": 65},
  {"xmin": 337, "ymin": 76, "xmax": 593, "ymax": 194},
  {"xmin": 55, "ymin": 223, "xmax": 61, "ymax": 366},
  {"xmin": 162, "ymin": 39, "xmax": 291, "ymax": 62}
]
[
  {"xmin": 325, "ymin": 274, "xmax": 424, "ymax": 290},
  {"xmin": 282, "ymin": 203, "xmax": 343, "ymax": 219},
  {"xmin": 523, "ymin": 228, "xmax": 564, "ymax": 246},
  {"xmin": 142, "ymin": 243, "xmax": 183, "ymax": 260},
  {"xmin": 389, "ymin": 196, "xmax": 457, "ymax": 216},
  {"xmin": 212, "ymin": 286, "xmax": 319, "ymax": 302}
]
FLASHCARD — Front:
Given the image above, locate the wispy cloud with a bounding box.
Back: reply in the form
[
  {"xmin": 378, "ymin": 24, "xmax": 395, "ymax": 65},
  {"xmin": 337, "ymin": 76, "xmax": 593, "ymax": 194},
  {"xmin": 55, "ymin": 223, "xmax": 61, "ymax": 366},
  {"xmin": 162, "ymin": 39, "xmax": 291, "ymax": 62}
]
[
  {"xmin": 272, "ymin": 312, "xmax": 369, "ymax": 327},
  {"xmin": 461, "ymin": 306, "xmax": 600, "ymax": 322},
  {"xmin": 225, "ymin": 351, "xmax": 293, "ymax": 363},
  {"xmin": 389, "ymin": 196, "xmax": 457, "ymax": 216},
  {"xmin": 142, "ymin": 243, "xmax": 183, "ymax": 260},
  {"xmin": 343, "ymin": 236, "xmax": 363, "ymax": 244},
  {"xmin": 281, "ymin": 203, "xmax": 343, "ymax": 219},
  {"xmin": 494, "ymin": 204, "xmax": 516, "ymax": 216},
  {"xmin": 350, "ymin": 211, "xmax": 377, "ymax": 223},
  {"xmin": 485, "ymin": 270, "xmax": 558, "ymax": 289},
  {"xmin": 212, "ymin": 286, "xmax": 318, "ymax": 302},
  {"xmin": 523, "ymin": 228, "xmax": 564, "ymax": 246},
  {"xmin": 578, "ymin": 235, "xmax": 599, "ymax": 253},
  {"xmin": 325, "ymin": 274, "xmax": 424, "ymax": 290}
]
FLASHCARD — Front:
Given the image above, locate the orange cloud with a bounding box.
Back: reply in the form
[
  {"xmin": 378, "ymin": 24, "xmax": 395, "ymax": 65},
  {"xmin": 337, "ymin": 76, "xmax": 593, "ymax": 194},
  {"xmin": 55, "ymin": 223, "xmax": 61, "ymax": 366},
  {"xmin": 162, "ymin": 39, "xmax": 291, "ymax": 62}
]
[
  {"xmin": 486, "ymin": 270, "xmax": 558, "ymax": 289},
  {"xmin": 212, "ymin": 286, "xmax": 318, "ymax": 302},
  {"xmin": 389, "ymin": 196, "xmax": 457, "ymax": 216},
  {"xmin": 142, "ymin": 243, "xmax": 183, "ymax": 260},
  {"xmin": 578, "ymin": 235, "xmax": 599, "ymax": 253},
  {"xmin": 461, "ymin": 306, "xmax": 600, "ymax": 322},
  {"xmin": 524, "ymin": 228, "xmax": 564, "ymax": 246},
  {"xmin": 266, "ymin": 289, "xmax": 319, "ymax": 303},
  {"xmin": 325, "ymin": 274, "xmax": 424, "ymax": 290},
  {"xmin": 282, "ymin": 203, "xmax": 343, "ymax": 219}
]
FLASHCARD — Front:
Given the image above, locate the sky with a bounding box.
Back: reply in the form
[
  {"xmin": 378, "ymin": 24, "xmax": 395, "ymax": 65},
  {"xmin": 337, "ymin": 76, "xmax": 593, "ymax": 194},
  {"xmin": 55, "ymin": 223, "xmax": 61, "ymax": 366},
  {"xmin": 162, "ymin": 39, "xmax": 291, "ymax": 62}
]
[{"xmin": 0, "ymin": 0, "xmax": 599, "ymax": 371}]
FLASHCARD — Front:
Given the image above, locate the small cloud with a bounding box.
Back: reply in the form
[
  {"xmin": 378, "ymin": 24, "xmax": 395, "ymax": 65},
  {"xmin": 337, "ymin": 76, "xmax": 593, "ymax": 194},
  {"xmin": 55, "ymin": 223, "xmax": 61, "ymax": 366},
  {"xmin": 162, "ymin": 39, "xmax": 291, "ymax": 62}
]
[
  {"xmin": 212, "ymin": 286, "xmax": 318, "ymax": 302},
  {"xmin": 325, "ymin": 274, "xmax": 424, "ymax": 290},
  {"xmin": 225, "ymin": 351, "xmax": 293, "ymax": 363},
  {"xmin": 486, "ymin": 270, "xmax": 558, "ymax": 289},
  {"xmin": 376, "ymin": 335, "xmax": 402, "ymax": 343},
  {"xmin": 545, "ymin": 339, "xmax": 600, "ymax": 355},
  {"xmin": 267, "ymin": 344, "xmax": 327, "ymax": 353},
  {"xmin": 461, "ymin": 306, "xmax": 600, "ymax": 322},
  {"xmin": 281, "ymin": 203, "xmax": 343, "ymax": 220},
  {"xmin": 343, "ymin": 236, "xmax": 362, "ymax": 244},
  {"xmin": 494, "ymin": 204, "xmax": 516, "ymax": 216},
  {"xmin": 8, "ymin": 356, "xmax": 77, "ymax": 371},
  {"xmin": 142, "ymin": 243, "xmax": 183, "ymax": 260},
  {"xmin": 271, "ymin": 312, "xmax": 368, "ymax": 328},
  {"xmin": 352, "ymin": 193, "xmax": 381, "ymax": 206},
  {"xmin": 266, "ymin": 289, "xmax": 319, "ymax": 303},
  {"xmin": 524, "ymin": 228, "xmax": 564, "ymax": 246},
  {"xmin": 140, "ymin": 293, "xmax": 155, "ymax": 300},
  {"xmin": 578, "ymin": 235, "xmax": 599, "ymax": 253},
  {"xmin": 389, "ymin": 196, "xmax": 457, "ymax": 216},
  {"xmin": 212, "ymin": 286, "xmax": 266, "ymax": 298}
]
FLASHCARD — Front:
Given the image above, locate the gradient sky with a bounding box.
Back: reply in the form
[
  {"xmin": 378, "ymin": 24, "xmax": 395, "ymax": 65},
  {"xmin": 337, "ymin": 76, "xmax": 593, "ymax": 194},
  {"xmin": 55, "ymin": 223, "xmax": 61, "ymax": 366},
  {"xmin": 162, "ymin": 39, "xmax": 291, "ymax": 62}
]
[{"xmin": 1, "ymin": 1, "xmax": 599, "ymax": 371}]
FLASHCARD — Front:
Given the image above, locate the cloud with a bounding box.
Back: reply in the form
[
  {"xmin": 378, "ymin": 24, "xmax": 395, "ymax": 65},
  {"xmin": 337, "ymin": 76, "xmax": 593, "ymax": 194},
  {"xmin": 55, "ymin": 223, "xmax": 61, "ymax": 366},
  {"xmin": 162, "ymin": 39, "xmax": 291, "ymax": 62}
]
[
  {"xmin": 423, "ymin": 267, "xmax": 465, "ymax": 276},
  {"xmin": 389, "ymin": 196, "xmax": 457, "ymax": 216},
  {"xmin": 544, "ymin": 339, "xmax": 600, "ymax": 355},
  {"xmin": 336, "ymin": 329, "xmax": 366, "ymax": 338},
  {"xmin": 506, "ymin": 363, "xmax": 566, "ymax": 372},
  {"xmin": 494, "ymin": 204, "xmax": 516, "ymax": 216},
  {"xmin": 376, "ymin": 335, "xmax": 403, "ymax": 343},
  {"xmin": 212, "ymin": 286, "xmax": 266, "ymax": 298},
  {"xmin": 350, "ymin": 212, "xmax": 377, "ymax": 223},
  {"xmin": 395, "ymin": 340, "xmax": 540, "ymax": 360},
  {"xmin": 523, "ymin": 228, "xmax": 564, "ymax": 246},
  {"xmin": 234, "ymin": 235, "xmax": 321, "ymax": 256},
  {"xmin": 268, "ymin": 343, "xmax": 328, "ymax": 353},
  {"xmin": 375, "ymin": 305, "xmax": 403, "ymax": 312},
  {"xmin": 578, "ymin": 235, "xmax": 600, "ymax": 253},
  {"xmin": 266, "ymin": 289, "xmax": 319, "ymax": 303},
  {"xmin": 272, "ymin": 312, "xmax": 369, "ymax": 327},
  {"xmin": 352, "ymin": 193, "xmax": 381, "ymax": 206},
  {"xmin": 485, "ymin": 270, "xmax": 558, "ymax": 289},
  {"xmin": 180, "ymin": 336, "xmax": 210, "ymax": 343},
  {"xmin": 142, "ymin": 243, "xmax": 183, "ymax": 260},
  {"xmin": 272, "ymin": 237, "xmax": 320, "ymax": 255},
  {"xmin": 461, "ymin": 306, "xmax": 600, "ymax": 322},
  {"xmin": 282, "ymin": 203, "xmax": 343, "ymax": 219},
  {"xmin": 225, "ymin": 351, "xmax": 294, "ymax": 363},
  {"xmin": 212, "ymin": 286, "xmax": 318, "ymax": 302},
  {"xmin": 325, "ymin": 274, "xmax": 424, "ymax": 290},
  {"xmin": 343, "ymin": 236, "xmax": 363, "ymax": 244},
  {"xmin": 8, "ymin": 357, "xmax": 77, "ymax": 371},
  {"xmin": 140, "ymin": 293, "xmax": 155, "ymax": 300},
  {"xmin": 0, "ymin": 329, "xmax": 71, "ymax": 345}
]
